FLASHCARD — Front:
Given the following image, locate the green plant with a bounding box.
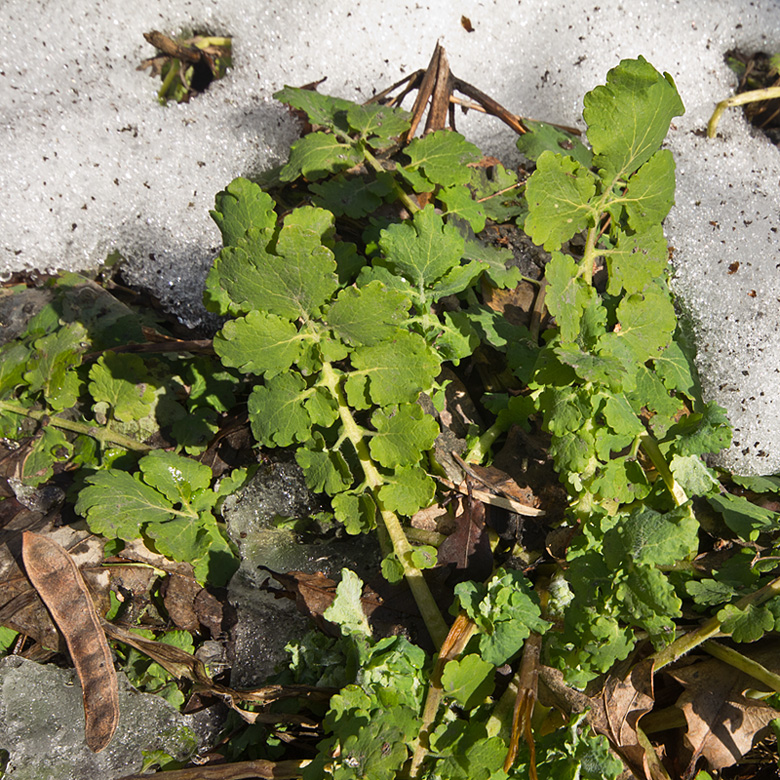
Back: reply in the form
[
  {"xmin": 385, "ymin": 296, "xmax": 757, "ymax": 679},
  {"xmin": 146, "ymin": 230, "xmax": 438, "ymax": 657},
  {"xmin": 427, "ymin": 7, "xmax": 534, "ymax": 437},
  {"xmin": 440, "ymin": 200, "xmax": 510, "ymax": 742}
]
[
  {"xmin": 4, "ymin": 55, "xmax": 780, "ymax": 778},
  {"xmin": 0, "ymin": 274, "xmax": 243, "ymax": 586}
]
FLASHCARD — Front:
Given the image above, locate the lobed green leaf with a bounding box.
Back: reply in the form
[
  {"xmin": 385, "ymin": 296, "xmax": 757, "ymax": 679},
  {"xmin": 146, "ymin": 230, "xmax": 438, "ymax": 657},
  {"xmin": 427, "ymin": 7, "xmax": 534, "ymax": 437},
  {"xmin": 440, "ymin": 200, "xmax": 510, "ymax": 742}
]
[
  {"xmin": 213, "ymin": 310, "xmax": 303, "ymax": 376},
  {"xmin": 280, "ymin": 132, "xmax": 363, "ymax": 182},
  {"xmin": 347, "ymin": 331, "xmax": 440, "ymax": 406},
  {"xmin": 379, "ymin": 204, "xmax": 466, "ymax": 290},
  {"xmin": 326, "ymin": 280, "xmax": 411, "ymax": 346},
  {"xmin": 523, "ymin": 151, "xmax": 597, "ymax": 251},
  {"xmin": 368, "ymin": 403, "xmax": 439, "ymax": 469},
  {"xmin": 210, "ymin": 177, "xmax": 276, "ymax": 248},
  {"xmin": 403, "ymin": 130, "xmax": 481, "ymax": 187},
  {"xmin": 88, "ymin": 352, "xmax": 156, "ymax": 422},
  {"xmin": 583, "ymin": 56, "xmax": 684, "ymax": 182}
]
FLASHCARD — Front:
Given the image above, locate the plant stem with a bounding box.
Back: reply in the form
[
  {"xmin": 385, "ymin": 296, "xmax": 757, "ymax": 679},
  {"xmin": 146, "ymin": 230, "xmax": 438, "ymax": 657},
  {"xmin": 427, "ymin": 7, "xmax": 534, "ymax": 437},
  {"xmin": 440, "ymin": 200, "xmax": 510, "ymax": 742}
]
[
  {"xmin": 361, "ymin": 146, "xmax": 421, "ymax": 215},
  {"xmin": 0, "ymin": 400, "xmax": 152, "ymax": 452},
  {"xmin": 703, "ymin": 640, "xmax": 780, "ymax": 693},
  {"xmin": 319, "ymin": 363, "xmax": 448, "ymax": 647},
  {"xmin": 707, "ymin": 86, "xmax": 780, "ymax": 138},
  {"xmin": 409, "ymin": 613, "xmax": 476, "ymax": 777},
  {"xmin": 650, "ymin": 573, "xmax": 780, "ymax": 671},
  {"xmin": 638, "ymin": 430, "xmax": 688, "ymax": 507},
  {"xmin": 158, "ymin": 62, "xmax": 179, "ymax": 103},
  {"xmin": 465, "ymin": 420, "xmax": 503, "ymax": 464},
  {"xmin": 579, "ymin": 224, "xmax": 600, "ymax": 287}
]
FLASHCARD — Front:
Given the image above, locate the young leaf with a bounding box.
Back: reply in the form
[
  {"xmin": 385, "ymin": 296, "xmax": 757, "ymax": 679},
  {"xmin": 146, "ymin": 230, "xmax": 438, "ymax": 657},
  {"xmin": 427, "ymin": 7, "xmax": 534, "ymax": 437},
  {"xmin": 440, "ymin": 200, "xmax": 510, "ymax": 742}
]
[
  {"xmin": 326, "ymin": 281, "xmax": 411, "ymax": 346},
  {"xmin": 247, "ymin": 373, "xmax": 314, "ymax": 447},
  {"xmin": 215, "ymin": 223, "xmax": 339, "ymax": 319},
  {"xmin": 296, "ymin": 438, "xmax": 353, "ymax": 495},
  {"xmin": 543, "ymin": 251, "xmax": 595, "ymax": 343},
  {"xmin": 0, "ymin": 342, "xmax": 30, "ymax": 398},
  {"xmin": 440, "ymin": 654, "xmax": 495, "ymax": 709},
  {"xmin": 323, "ymin": 569, "xmax": 372, "ymax": 639},
  {"xmin": 439, "ymin": 184, "xmax": 487, "ymax": 232},
  {"xmin": 213, "ymin": 310, "xmax": 303, "ymax": 377},
  {"xmin": 344, "ymin": 103, "xmax": 411, "ymax": 147},
  {"xmin": 516, "ymin": 119, "xmax": 593, "ymax": 167},
  {"xmin": 603, "ymin": 225, "xmax": 668, "ymax": 296},
  {"xmin": 403, "ymin": 130, "xmax": 481, "ymax": 187},
  {"xmin": 368, "ymin": 403, "xmax": 439, "ymax": 469},
  {"xmin": 665, "ymin": 401, "xmax": 733, "ymax": 457},
  {"xmin": 583, "ymin": 56, "xmax": 684, "ymax": 182},
  {"xmin": 603, "ymin": 504, "xmax": 699, "ymax": 569},
  {"xmin": 717, "ymin": 602, "xmax": 774, "ymax": 643},
  {"xmin": 377, "ymin": 465, "xmax": 436, "ymax": 516},
  {"xmin": 88, "ymin": 353, "xmax": 156, "ymax": 423},
  {"xmin": 24, "ymin": 323, "xmax": 86, "ymax": 411},
  {"xmin": 379, "ymin": 205, "xmax": 466, "ymax": 289},
  {"xmin": 600, "ymin": 283, "xmax": 677, "ymax": 362},
  {"xmin": 347, "ymin": 332, "xmax": 440, "ymax": 406},
  {"xmin": 139, "ymin": 450, "xmax": 212, "ymax": 505},
  {"xmin": 273, "ymin": 86, "xmax": 354, "ymax": 130},
  {"xmin": 707, "ymin": 493, "xmax": 778, "ymax": 541},
  {"xmin": 310, "ymin": 173, "xmax": 393, "ymax": 218},
  {"xmin": 619, "ymin": 149, "xmax": 677, "ymax": 231},
  {"xmin": 280, "ymin": 132, "xmax": 363, "ymax": 182},
  {"xmin": 22, "ymin": 426, "xmax": 73, "ymax": 486},
  {"xmin": 210, "ymin": 177, "xmax": 276, "ymax": 247},
  {"xmin": 523, "ymin": 151, "xmax": 597, "ymax": 251}
]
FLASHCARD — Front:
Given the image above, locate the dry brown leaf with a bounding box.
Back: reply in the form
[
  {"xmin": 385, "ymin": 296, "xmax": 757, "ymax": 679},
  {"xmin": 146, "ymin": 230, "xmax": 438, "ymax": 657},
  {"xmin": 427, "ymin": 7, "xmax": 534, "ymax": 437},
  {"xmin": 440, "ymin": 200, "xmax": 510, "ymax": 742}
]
[
  {"xmin": 258, "ymin": 568, "xmax": 386, "ymax": 632},
  {"xmin": 601, "ymin": 658, "xmax": 656, "ymax": 778},
  {"xmin": 22, "ymin": 531, "xmax": 119, "ymax": 752},
  {"xmin": 101, "ymin": 619, "xmax": 331, "ymax": 726},
  {"xmin": 162, "ymin": 572, "xmax": 225, "ymax": 637},
  {"xmin": 667, "ymin": 657, "xmax": 780, "ymax": 777},
  {"xmin": 540, "ymin": 659, "xmax": 658, "ymax": 779},
  {"xmin": 0, "ymin": 503, "xmax": 115, "ymax": 653},
  {"xmin": 481, "ymin": 279, "xmax": 537, "ymax": 328},
  {"xmin": 436, "ymin": 494, "xmax": 492, "ymax": 582}
]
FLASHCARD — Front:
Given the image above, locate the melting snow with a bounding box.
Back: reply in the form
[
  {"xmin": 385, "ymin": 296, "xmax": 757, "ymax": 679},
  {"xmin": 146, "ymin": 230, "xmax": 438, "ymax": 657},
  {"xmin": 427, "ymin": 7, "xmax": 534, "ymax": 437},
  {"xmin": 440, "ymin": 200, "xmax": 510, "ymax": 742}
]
[{"xmin": 2, "ymin": 0, "xmax": 779, "ymax": 473}]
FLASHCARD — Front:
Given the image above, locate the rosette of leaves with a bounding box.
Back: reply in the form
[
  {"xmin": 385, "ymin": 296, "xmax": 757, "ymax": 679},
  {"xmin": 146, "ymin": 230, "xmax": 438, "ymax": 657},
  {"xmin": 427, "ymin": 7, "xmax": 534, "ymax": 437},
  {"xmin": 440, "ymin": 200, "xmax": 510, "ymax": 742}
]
[
  {"xmin": 205, "ymin": 174, "xmax": 504, "ymax": 643},
  {"xmin": 207, "ymin": 184, "xmax": 444, "ymax": 533}
]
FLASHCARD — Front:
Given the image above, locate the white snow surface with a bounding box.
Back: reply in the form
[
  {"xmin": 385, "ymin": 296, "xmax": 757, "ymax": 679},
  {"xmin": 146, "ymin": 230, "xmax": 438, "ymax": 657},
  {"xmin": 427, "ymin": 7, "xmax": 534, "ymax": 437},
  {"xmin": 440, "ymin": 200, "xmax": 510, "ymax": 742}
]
[{"xmin": 1, "ymin": 0, "xmax": 780, "ymax": 474}]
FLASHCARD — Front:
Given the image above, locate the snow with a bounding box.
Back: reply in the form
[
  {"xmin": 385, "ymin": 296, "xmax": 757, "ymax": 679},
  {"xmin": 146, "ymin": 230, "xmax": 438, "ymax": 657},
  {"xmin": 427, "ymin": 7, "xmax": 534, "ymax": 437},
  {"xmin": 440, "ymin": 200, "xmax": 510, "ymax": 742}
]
[{"xmin": 1, "ymin": 0, "xmax": 779, "ymax": 474}]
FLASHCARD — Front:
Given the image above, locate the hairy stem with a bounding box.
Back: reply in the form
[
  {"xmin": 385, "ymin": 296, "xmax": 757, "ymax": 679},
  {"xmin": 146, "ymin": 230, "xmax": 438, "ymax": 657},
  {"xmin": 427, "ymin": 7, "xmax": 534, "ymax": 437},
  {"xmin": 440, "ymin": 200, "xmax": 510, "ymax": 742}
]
[
  {"xmin": 651, "ymin": 573, "xmax": 780, "ymax": 671},
  {"xmin": 319, "ymin": 363, "xmax": 448, "ymax": 647},
  {"xmin": 0, "ymin": 400, "xmax": 152, "ymax": 453},
  {"xmin": 361, "ymin": 146, "xmax": 421, "ymax": 215},
  {"xmin": 638, "ymin": 430, "xmax": 688, "ymax": 506},
  {"xmin": 579, "ymin": 223, "xmax": 600, "ymax": 287}
]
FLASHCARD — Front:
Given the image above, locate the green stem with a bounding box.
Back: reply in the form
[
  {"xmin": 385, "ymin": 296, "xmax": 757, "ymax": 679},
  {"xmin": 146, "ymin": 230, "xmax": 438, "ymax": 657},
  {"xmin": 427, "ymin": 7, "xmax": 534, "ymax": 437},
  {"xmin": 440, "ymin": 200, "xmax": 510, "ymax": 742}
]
[
  {"xmin": 465, "ymin": 420, "xmax": 503, "ymax": 464},
  {"xmin": 158, "ymin": 62, "xmax": 179, "ymax": 103},
  {"xmin": 638, "ymin": 430, "xmax": 688, "ymax": 507},
  {"xmin": 707, "ymin": 86, "xmax": 780, "ymax": 138},
  {"xmin": 703, "ymin": 640, "xmax": 780, "ymax": 693},
  {"xmin": 0, "ymin": 400, "xmax": 152, "ymax": 452},
  {"xmin": 651, "ymin": 573, "xmax": 780, "ymax": 671},
  {"xmin": 194, "ymin": 36, "xmax": 232, "ymax": 49},
  {"xmin": 361, "ymin": 146, "xmax": 421, "ymax": 215},
  {"xmin": 579, "ymin": 224, "xmax": 600, "ymax": 286},
  {"xmin": 319, "ymin": 363, "xmax": 448, "ymax": 647}
]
